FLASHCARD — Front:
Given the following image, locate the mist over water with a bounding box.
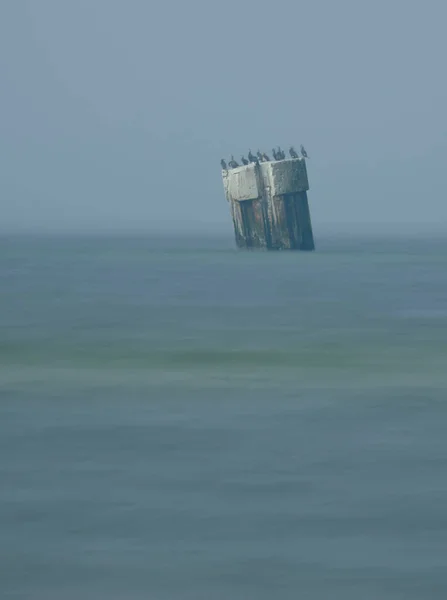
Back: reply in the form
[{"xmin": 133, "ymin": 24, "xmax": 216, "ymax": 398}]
[{"xmin": 1, "ymin": 233, "xmax": 447, "ymax": 599}]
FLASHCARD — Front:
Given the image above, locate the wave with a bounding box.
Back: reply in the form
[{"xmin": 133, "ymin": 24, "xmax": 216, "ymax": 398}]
[{"xmin": 1, "ymin": 339, "xmax": 446, "ymax": 374}]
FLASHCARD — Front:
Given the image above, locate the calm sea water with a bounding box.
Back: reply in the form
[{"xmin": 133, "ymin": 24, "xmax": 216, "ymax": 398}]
[{"xmin": 1, "ymin": 233, "xmax": 447, "ymax": 599}]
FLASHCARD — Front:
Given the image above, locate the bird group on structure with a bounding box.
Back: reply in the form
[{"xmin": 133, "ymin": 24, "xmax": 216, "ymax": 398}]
[{"xmin": 221, "ymin": 145, "xmax": 308, "ymax": 170}]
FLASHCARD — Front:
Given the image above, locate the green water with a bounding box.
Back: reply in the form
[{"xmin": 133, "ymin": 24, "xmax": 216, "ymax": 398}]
[{"xmin": 1, "ymin": 234, "xmax": 447, "ymax": 599}]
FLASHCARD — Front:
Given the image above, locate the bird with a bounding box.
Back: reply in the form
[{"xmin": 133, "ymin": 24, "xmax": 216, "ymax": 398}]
[
  {"xmin": 262, "ymin": 152, "xmax": 270, "ymax": 162},
  {"xmin": 248, "ymin": 150, "xmax": 257, "ymax": 163},
  {"xmin": 300, "ymin": 145, "xmax": 309, "ymax": 159},
  {"xmin": 277, "ymin": 146, "xmax": 285, "ymax": 160},
  {"xmin": 257, "ymin": 150, "xmax": 264, "ymax": 162},
  {"xmin": 241, "ymin": 156, "xmax": 249, "ymax": 165},
  {"xmin": 228, "ymin": 155, "xmax": 239, "ymax": 168},
  {"xmin": 220, "ymin": 159, "xmax": 227, "ymax": 170},
  {"xmin": 289, "ymin": 146, "xmax": 298, "ymax": 159},
  {"xmin": 272, "ymin": 148, "xmax": 279, "ymax": 161}
]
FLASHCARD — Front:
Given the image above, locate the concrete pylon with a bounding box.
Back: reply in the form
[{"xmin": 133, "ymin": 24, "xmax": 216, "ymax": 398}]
[{"xmin": 222, "ymin": 158, "xmax": 315, "ymax": 250}]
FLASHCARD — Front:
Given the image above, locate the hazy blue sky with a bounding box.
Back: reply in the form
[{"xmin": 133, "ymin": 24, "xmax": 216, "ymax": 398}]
[{"xmin": 1, "ymin": 0, "xmax": 446, "ymax": 233}]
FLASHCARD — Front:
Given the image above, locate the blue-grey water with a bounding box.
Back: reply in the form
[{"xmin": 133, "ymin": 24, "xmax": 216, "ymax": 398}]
[{"xmin": 1, "ymin": 233, "xmax": 447, "ymax": 599}]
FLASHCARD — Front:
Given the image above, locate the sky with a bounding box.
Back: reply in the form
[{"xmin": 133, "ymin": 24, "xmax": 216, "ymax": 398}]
[{"xmin": 1, "ymin": 0, "xmax": 446, "ymax": 234}]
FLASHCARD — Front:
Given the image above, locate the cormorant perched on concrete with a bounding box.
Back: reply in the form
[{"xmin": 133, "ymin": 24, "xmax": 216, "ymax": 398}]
[
  {"xmin": 228, "ymin": 155, "xmax": 239, "ymax": 169},
  {"xmin": 262, "ymin": 152, "xmax": 270, "ymax": 162},
  {"xmin": 272, "ymin": 148, "xmax": 279, "ymax": 161},
  {"xmin": 277, "ymin": 146, "xmax": 286, "ymax": 160},
  {"xmin": 241, "ymin": 156, "xmax": 249, "ymax": 165},
  {"xmin": 300, "ymin": 145, "xmax": 309, "ymax": 159},
  {"xmin": 220, "ymin": 159, "xmax": 227, "ymax": 170},
  {"xmin": 289, "ymin": 146, "xmax": 298, "ymax": 159},
  {"xmin": 257, "ymin": 150, "xmax": 264, "ymax": 162},
  {"xmin": 248, "ymin": 150, "xmax": 257, "ymax": 163}
]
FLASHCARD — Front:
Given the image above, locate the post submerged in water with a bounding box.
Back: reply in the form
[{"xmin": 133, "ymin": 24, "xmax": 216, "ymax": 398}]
[{"xmin": 222, "ymin": 157, "xmax": 315, "ymax": 250}]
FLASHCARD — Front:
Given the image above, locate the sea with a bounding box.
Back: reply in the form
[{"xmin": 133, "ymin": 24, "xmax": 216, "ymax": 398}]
[{"xmin": 1, "ymin": 232, "xmax": 447, "ymax": 599}]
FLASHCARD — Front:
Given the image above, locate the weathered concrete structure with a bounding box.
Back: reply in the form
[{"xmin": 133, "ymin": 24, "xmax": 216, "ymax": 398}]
[{"xmin": 222, "ymin": 158, "xmax": 315, "ymax": 250}]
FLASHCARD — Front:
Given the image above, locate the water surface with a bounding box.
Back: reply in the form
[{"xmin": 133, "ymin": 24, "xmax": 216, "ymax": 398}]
[{"xmin": 1, "ymin": 233, "xmax": 447, "ymax": 599}]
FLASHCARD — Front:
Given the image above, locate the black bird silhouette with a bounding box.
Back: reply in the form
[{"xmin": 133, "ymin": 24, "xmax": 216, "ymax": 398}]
[
  {"xmin": 220, "ymin": 159, "xmax": 227, "ymax": 170},
  {"xmin": 241, "ymin": 156, "xmax": 249, "ymax": 165},
  {"xmin": 257, "ymin": 150, "xmax": 264, "ymax": 162},
  {"xmin": 228, "ymin": 155, "xmax": 239, "ymax": 168},
  {"xmin": 262, "ymin": 152, "xmax": 270, "ymax": 162},
  {"xmin": 289, "ymin": 146, "xmax": 298, "ymax": 159},
  {"xmin": 272, "ymin": 148, "xmax": 279, "ymax": 160},
  {"xmin": 248, "ymin": 150, "xmax": 257, "ymax": 163},
  {"xmin": 277, "ymin": 146, "xmax": 285, "ymax": 160},
  {"xmin": 300, "ymin": 145, "xmax": 309, "ymax": 159}
]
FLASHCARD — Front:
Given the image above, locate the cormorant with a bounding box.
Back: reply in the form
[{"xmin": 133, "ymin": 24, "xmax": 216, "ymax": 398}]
[
  {"xmin": 241, "ymin": 156, "xmax": 249, "ymax": 165},
  {"xmin": 289, "ymin": 146, "xmax": 298, "ymax": 159},
  {"xmin": 277, "ymin": 146, "xmax": 285, "ymax": 160},
  {"xmin": 248, "ymin": 150, "xmax": 257, "ymax": 163},
  {"xmin": 220, "ymin": 159, "xmax": 227, "ymax": 170},
  {"xmin": 272, "ymin": 148, "xmax": 279, "ymax": 161},
  {"xmin": 257, "ymin": 150, "xmax": 264, "ymax": 162},
  {"xmin": 228, "ymin": 155, "xmax": 239, "ymax": 168},
  {"xmin": 262, "ymin": 152, "xmax": 270, "ymax": 162},
  {"xmin": 300, "ymin": 145, "xmax": 309, "ymax": 159}
]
